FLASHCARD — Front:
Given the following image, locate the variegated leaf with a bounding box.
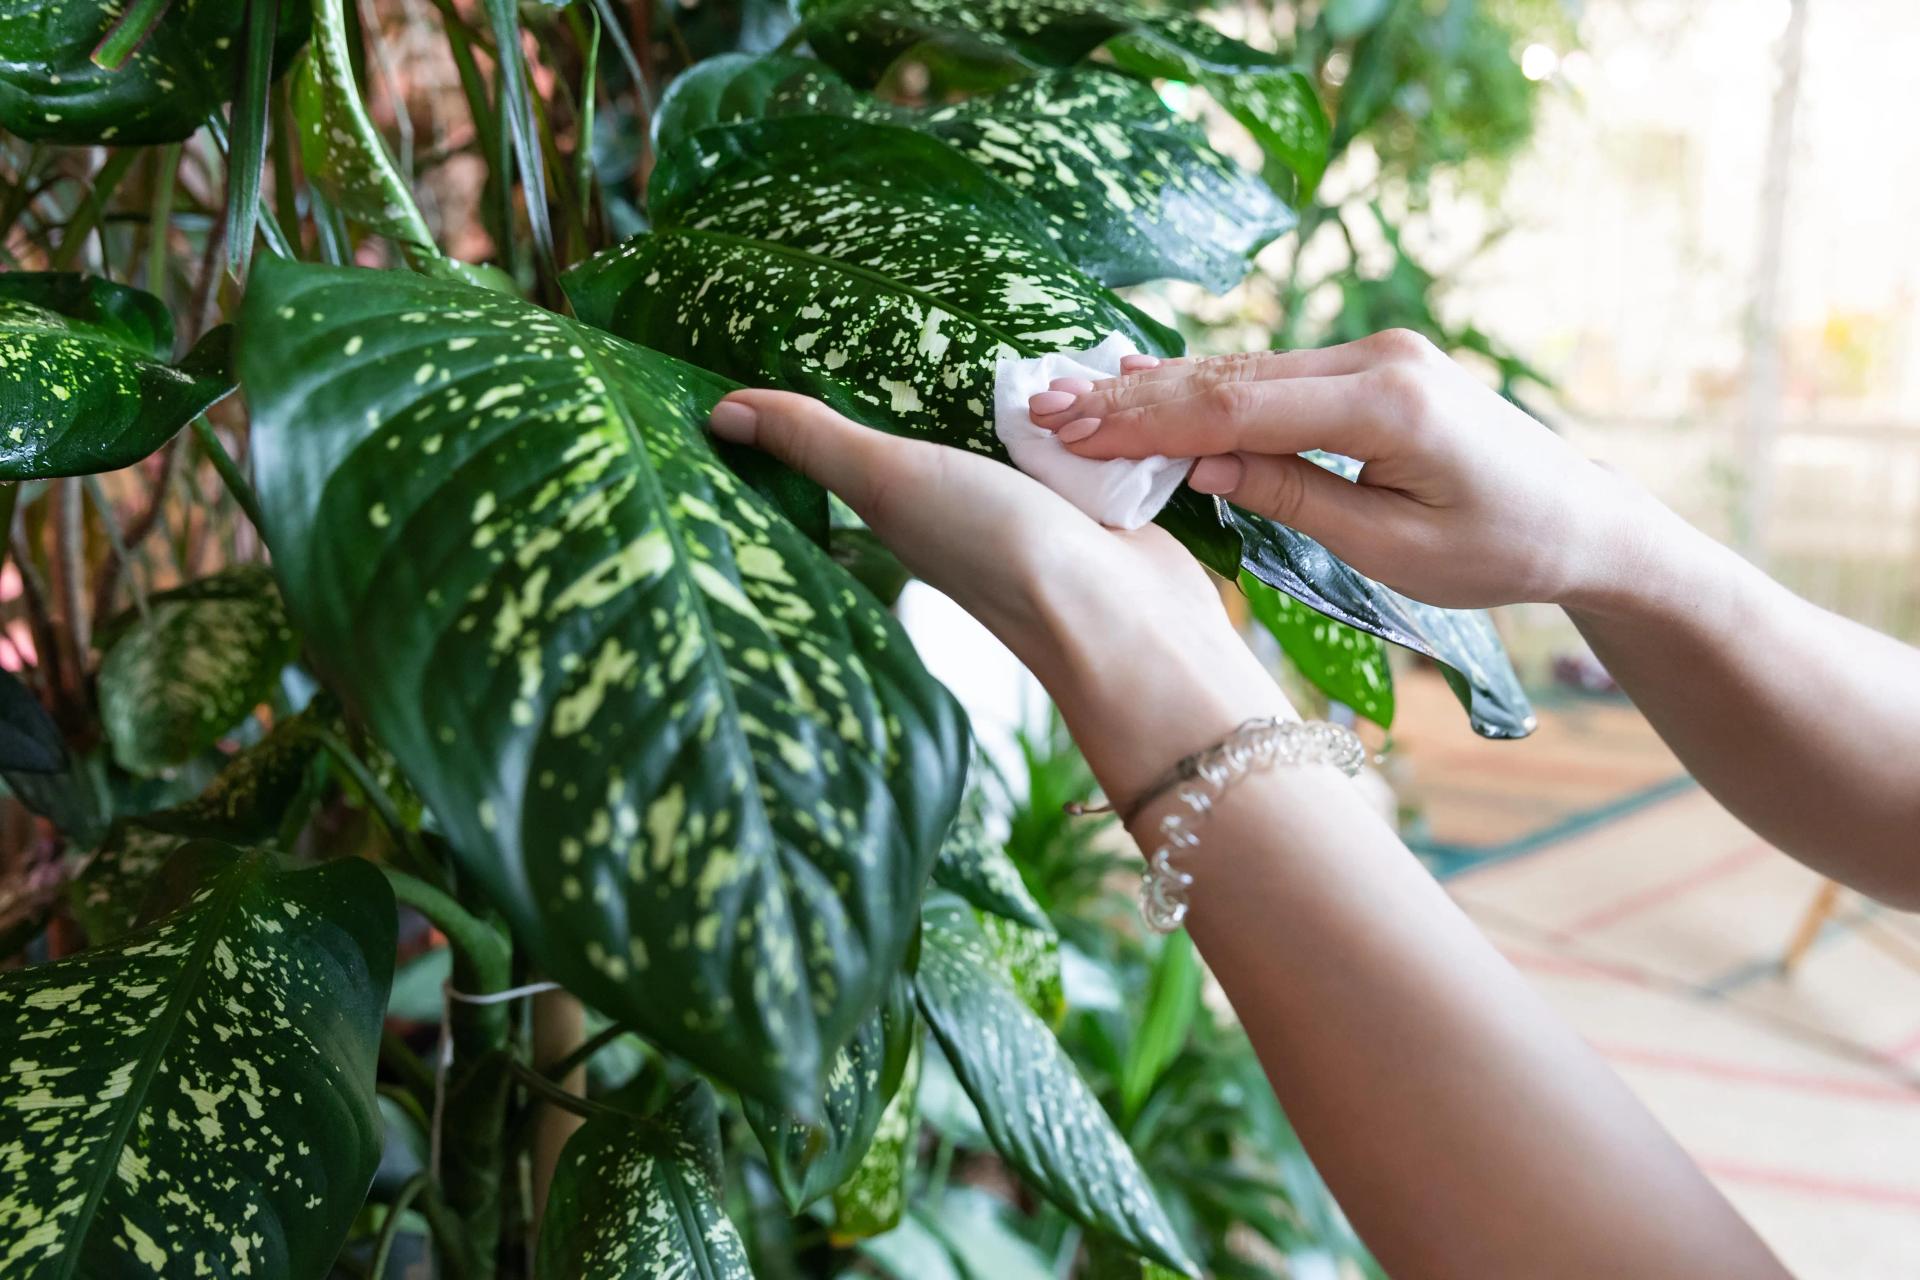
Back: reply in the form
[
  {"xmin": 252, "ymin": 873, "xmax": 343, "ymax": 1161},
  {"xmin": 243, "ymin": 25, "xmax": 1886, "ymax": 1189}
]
[
  {"xmin": 0, "ymin": 274, "xmax": 233, "ymax": 480},
  {"xmin": 0, "ymin": 848, "xmax": 393, "ymax": 1279},
  {"xmin": 567, "ymin": 114, "xmax": 1181, "ymax": 458},
  {"xmin": 981, "ymin": 910, "xmax": 1064, "ymax": 1027},
  {"xmin": 917, "ymin": 899, "xmax": 1195, "ymax": 1275},
  {"xmin": 67, "ymin": 820, "xmax": 187, "ymax": 944},
  {"xmin": 933, "ymin": 774, "xmax": 1049, "ymax": 930},
  {"xmin": 0, "ymin": 0, "xmax": 310, "ymax": 145},
  {"xmin": 537, "ymin": 1083, "xmax": 751, "ymax": 1280},
  {"xmin": 96, "ymin": 566, "xmax": 300, "ymax": 776},
  {"xmin": 0, "ymin": 666, "xmax": 64, "ymax": 774},
  {"xmin": 237, "ymin": 258, "xmax": 967, "ymax": 1112},
  {"xmin": 795, "ymin": 0, "xmax": 1330, "ymax": 193},
  {"xmin": 830, "ymin": 1038, "xmax": 920, "ymax": 1240},
  {"xmin": 745, "ymin": 973, "xmax": 916, "ymax": 1210},
  {"xmin": 1241, "ymin": 572, "xmax": 1395, "ymax": 728},
  {"xmin": 654, "ymin": 57, "xmax": 1292, "ymax": 291}
]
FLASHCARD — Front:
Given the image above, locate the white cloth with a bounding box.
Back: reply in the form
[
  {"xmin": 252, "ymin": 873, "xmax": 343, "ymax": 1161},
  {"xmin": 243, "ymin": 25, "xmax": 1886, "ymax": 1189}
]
[{"xmin": 993, "ymin": 333, "xmax": 1194, "ymax": 530}]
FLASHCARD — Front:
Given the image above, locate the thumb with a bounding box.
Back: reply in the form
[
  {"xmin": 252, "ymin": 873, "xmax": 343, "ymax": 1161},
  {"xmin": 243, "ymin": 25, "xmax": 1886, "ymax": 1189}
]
[
  {"xmin": 708, "ymin": 388, "xmax": 911, "ymax": 519},
  {"xmin": 1189, "ymin": 452, "xmax": 1396, "ymax": 554}
]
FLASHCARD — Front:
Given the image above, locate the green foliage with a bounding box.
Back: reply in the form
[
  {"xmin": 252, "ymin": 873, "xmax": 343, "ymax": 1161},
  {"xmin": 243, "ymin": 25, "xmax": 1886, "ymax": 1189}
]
[
  {"xmin": 0, "ymin": 667, "xmax": 65, "ymax": 774},
  {"xmin": 0, "ymin": 0, "xmax": 312, "ymax": 145},
  {"xmin": 96, "ymin": 566, "xmax": 299, "ymax": 775},
  {"xmin": 538, "ymin": 1084, "xmax": 753, "ymax": 1280},
  {"xmin": 1242, "ymin": 571, "xmax": 1395, "ymax": 727},
  {"xmin": 931, "ymin": 774, "xmax": 1051, "ymax": 930},
  {"xmin": 239, "ymin": 258, "xmax": 967, "ymax": 1111},
  {"xmin": 0, "ymin": 848, "xmax": 393, "ymax": 1278},
  {"xmin": 0, "ymin": 273, "xmax": 233, "ymax": 479}
]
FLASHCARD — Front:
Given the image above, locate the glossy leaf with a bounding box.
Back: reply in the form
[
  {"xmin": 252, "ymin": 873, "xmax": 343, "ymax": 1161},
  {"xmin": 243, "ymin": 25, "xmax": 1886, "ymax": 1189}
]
[
  {"xmin": 0, "ymin": 0, "xmax": 311, "ymax": 144},
  {"xmin": 745, "ymin": 974, "xmax": 916, "ymax": 1210},
  {"xmin": 1241, "ymin": 571, "xmax": 1394, "ymax": 728},
  {"xmin": 795, "ymin": 0, "xmax": 1330, "ymax": 192},
  {"xmin": 567, "ymin": 114, "xmax": 1182, "ymax": 458},
  {"xmin": 916, "ymin": 900, "xmax": 1195, "ymax": 1275},
  {"xmin": 0, "ymin": 848, "xmax": 394, "ymax": 1279},
  {"xmin": 238, "ymin": 258, "xmax": 967, "ymax": 1111},
  {"xmin": 67, "ymin": 819, "xmax": 188, "ymax": 944},
  {"xmin": 654, "ymin": 56, "xmax": 1292, "ymax": 290},
  {"xmin": 0, "ymin": 274, "xmax": 234, "ymax": 480},
  {"xmin": 831, "ymin": 1038, "xmax": 920, "ymax": 1239},
  {"xmin": 0, "ymin": 666, "xmax": 64, "ymax": 774},
  {"xmin": 1231, "ymin": 510, "xmax": 1533, "ymax": 738},
  {"xmin": 96, "ymin": 566, "xmax": 300, "ymax": 775},
  {"xmin": 933, "ymin": 775, "xmax": 1049, "ymax": 930},
  {"xmin": 537, "ymin": 1083, "xmax": 751, "ymax": 1280},
  {"xmin": 981, "ymin": 909, "xmax": 1064, "ymax": 1027}
]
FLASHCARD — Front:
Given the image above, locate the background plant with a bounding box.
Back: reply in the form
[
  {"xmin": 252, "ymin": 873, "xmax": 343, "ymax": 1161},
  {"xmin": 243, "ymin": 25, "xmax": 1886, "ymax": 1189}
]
[{"xmin": 0, "ymin": 1, "xmax": 1556, "ymax": 1276}]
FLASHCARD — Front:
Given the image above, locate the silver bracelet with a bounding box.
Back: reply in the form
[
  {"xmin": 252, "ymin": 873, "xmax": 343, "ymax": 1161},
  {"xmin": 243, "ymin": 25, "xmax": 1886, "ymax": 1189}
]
[{"xmin": 1123, "ymin": 717, "xmax": 1368, "ymax": 933}]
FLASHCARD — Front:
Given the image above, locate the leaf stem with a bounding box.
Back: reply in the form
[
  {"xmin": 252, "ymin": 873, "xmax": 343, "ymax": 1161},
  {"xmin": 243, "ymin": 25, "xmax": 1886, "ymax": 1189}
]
[
  {"xmin": 369, "ymin": 1173, "xmax": 430, "ymax": 1280},
  {"xmin": 507, "ymin": 1057, "xmax": 621, "ymax": 1122},
  {"xmin": 543, "ymin": 1019, "xmax": 633, "ymax": 1083},
  {"xmin": 93, "ymin": 0, "xmax": 174, "ymax": 70},
  {"xmin": 381, "ymin": 865, "xmax": 511, "ymax": 993},
  {"xmin": 188, "ymin": 416, "xmax": 266, "ymax": 532}
]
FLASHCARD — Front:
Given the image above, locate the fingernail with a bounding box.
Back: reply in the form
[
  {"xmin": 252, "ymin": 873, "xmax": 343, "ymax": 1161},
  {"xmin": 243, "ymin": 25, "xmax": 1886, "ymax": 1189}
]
[
  {"xmin": 1028, "ymin": 390, "xmax": 1078, "ymax": 417},
  {"xmin": 1119, "ymin": 354, "xmax": 1161, "ymax": 371},
  {"xmin": 1055, "ymin": 417, "xmax": 1101, "ymax": 444},
  {"xmin": 1048, "ymin": 376, "xmax": 1094, "ymax": 394},
  {"xmin": 1188, "ymin": 455, "xmax": 1243, "ymax": 495},
  {"xmin": 709, "ymin": 398, "xmax": 757, "ymax": 443}
]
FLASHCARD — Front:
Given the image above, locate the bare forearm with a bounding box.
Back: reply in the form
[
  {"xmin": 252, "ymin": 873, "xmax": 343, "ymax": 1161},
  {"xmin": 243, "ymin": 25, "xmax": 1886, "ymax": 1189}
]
[{"xmin": 1567, "ymin": 511, "xmax": 1920, "ymax": 904}]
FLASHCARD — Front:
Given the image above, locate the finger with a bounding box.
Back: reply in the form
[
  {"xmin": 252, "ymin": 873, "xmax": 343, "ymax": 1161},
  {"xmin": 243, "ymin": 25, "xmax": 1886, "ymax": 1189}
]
[
  {"xmin": 1060, "ymin": 369, "xmax": 1409, "ymax": 462},
  {"xmin": 1188, "ymin": 452, "xmax": 1399, "ymax": 552},
  {"xmin": 709, "ymin": 388, "xmax": 914, "ymax": 518}
]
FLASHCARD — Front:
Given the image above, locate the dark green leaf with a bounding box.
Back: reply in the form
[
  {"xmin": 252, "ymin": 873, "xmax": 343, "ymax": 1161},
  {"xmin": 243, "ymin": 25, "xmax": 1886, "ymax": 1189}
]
[
  {"xmin": 1117, "ymin": 931, "xmax": 1201, "ymax": 1123},
  {"xmin": 238, "ymin": 258, "xmax": 967, "ymax": 1112},
  {"xmin": 96, "ymin": 566, "xmax": 300, "ymax": 775},
  {"xmin": 0, "ymin": 0, "xmax": 311, "ymax": 144},
  {"xmin": 0, "ymin": 848, "xmax": 394, "ymax": 1278},
  {"xmin": 537, "ymin": 1083, "xmax": 752, "ymax": 1279},
  {"xmin": 68, "ymin": 819, "xmax": 188, "ymax": 944},
  {"xmin": 1241, "ymin": 571, "xmax": 1394, "ymax": 728},
  {"xmin": 829, "ymin": 527, "xmax": 912, "ymax": 608},
  {"xmin": 654, "ymin": 56, "xmax": 1290, "ymax": 291},
  {"xmin": 916, "ymin": 900, "xmax": 1195, "ymax": 1275},
  {"xmin": 932, "ymin": 775, "xmax": 1048, "ymax": 930},
  {"xmin": 224, "ymin": 0, "xmax": 281, "ymax": 277},
  {"xmin": 1231, "ymin": 510, "xmax": 1532, "ymax": 738},
  {"xmin": 796, "ymin": 0, "xmax": 1330, "ymax": 192},
  {"xmin": 139, "ymin": 702, "xmax": 328, "ymax": 841},
  {"xmin": 0, "ymin": 274, "xmax": 234, "ymax": 480},
  {"xmin": 481, "ymin": 0, "xmax": 556, "ymax": 271},
  {"xmin": 745, "ymin": 973, "xmax": 916, "ymax": 1210},
  {"xmin": 0, "ymin": 666, "xmax": 64, "ymax": 773},
  {"xmin": 830, "ymin": 1037, "xmax": 920, "ymax": 1239}
]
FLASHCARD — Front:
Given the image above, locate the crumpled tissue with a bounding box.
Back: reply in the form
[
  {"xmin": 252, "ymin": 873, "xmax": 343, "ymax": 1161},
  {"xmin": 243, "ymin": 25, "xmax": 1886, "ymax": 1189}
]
[{"xmin": 993, "ymin": 332, "xmax": 1194, "ymax": 530}]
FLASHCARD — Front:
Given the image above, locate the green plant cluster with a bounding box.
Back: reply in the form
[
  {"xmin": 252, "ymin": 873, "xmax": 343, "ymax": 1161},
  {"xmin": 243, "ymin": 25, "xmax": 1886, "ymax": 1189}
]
[{"xmin": 0, "ymin": 1, "xmax": 1550, "ymax": 1276}]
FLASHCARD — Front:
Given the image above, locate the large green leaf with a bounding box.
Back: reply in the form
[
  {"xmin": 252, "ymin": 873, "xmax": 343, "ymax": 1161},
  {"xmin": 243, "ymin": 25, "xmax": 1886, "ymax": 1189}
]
[
  {"xmin": 537, "ymin": 1083, "xmax": 751, "ymax": 1280},
  {"xmin": 795, "ymin": 0, "xmax": 1330, "ymax": 193},
  {"xmin": 96, "ymin": 566, "xmax": 300, "ymax": 776},
  {"xmin": 916, "ymin": 900, "xmax": 1195, "ymax": 1275},
  {"xmin": 653, "ymin": 56, "xmax": 1293, "ymax": 291},
  {"xmin": 238, "ymin": 258, "xmax": 967, "ymax": 1112},
  {"xmin": 745, "ymin": 973, "xmax": 916, "ymax": 1210},
  {"xmin": 568, "ymin": 114, "xmax": 1181, "ymax": 453},
  {"xmin": 568, "ymin": 115, "xmax": 1527, "ymax": 738},
  {"xmin": 0, "ymin": 0, "xmax": 311, "ymax": 145},
  {"xmin": 1241, "ymin": 571, "xmax": 1394, "ymax": 728},
  {"xmin": 0, "ymin": 274, "xmax": 234, "ymax": 480},
  {"xmin": 0, "ymin": 848, "xmax": 394, "ymax": 1278},
  {"xmin": 831, "ymin": 1037, "xmax": 920, "ymax": 1239}
]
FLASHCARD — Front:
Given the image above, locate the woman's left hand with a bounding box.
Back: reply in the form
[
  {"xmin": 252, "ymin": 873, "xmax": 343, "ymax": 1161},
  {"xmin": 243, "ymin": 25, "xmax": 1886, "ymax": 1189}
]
[{"xmin": 708, "ymin": 389, "xmax": 1295, "ymax": 809}]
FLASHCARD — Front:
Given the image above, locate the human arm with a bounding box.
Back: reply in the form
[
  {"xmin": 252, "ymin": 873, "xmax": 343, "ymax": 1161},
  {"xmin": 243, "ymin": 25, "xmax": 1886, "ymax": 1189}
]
[
  {"xmin": 707, "ymin": 389, "xmax": 1790, "ymax": 1280},
  {"xmin": 1028, "ymin": 330, "xmax": 1920, "ymax": 906}
]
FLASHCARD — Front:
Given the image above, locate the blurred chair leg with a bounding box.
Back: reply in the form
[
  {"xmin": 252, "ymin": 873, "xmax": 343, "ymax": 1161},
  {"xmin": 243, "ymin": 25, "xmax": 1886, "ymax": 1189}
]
[{"xmin": 1780, "ymin": 880, "xmax": 1842, "ymax": 977}]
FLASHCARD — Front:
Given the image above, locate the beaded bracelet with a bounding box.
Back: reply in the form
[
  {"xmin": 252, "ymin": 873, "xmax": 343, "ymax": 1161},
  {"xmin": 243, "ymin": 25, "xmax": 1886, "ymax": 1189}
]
[{"xmin": 1092, "ymin": 717, "xmax": 1368, "ymax": 933}]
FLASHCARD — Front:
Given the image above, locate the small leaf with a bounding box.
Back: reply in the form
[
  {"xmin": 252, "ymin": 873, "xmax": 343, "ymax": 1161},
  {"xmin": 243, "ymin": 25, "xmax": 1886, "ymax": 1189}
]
[
  {"xmin": 0, "ymin": 273, "xmax": 234, "ymax": 480},
  {"xmin": 1241, "ymin": 572, "xmax": 1394, "ymax": 728},
  {"xmin": 745, "ymin": 973, "xmax": 917, "ymax": 1210},
  {"xmin": 239, "ymin": 259, "xmax": 967, "ymax": 1112},
  {"xmin": 0, "ymin": 848, "xmax": 395, "ymax": 1278},
  {"xmin": 97, "ymin": 566, "xmax": 300, "ymax": 776},
  {"xmin": 67, "ymin": 820, "xmax": 187, "ymax": 943},
  {"xmin": 1117, "ymin": 931, "xmax": 1201, "ymax": 1123},
  {"xmin": 916, "ymin": 900, "xmax": 1196, "ymax": 1275},
  {"xmin": 831, "ymin": 1037, "xmax": 920, "ymax": 1239},
  {"xmin": 537, "ymin": 1083, "xmax": 752, "ymax": 1280},
  {"xmin": 0, "ymin": 666, "xmax": 65, "ymax": 774},
  {"xmin": 224, "ymin": 0, "xmax": 281, "ymax": 277},
  {"xmin": 933, "ymin": 776, "xmax": 1049, "ymax": 930},
  {"xmin": 0, "ymin": 0, "xmax": 312, "ymax": 145}
]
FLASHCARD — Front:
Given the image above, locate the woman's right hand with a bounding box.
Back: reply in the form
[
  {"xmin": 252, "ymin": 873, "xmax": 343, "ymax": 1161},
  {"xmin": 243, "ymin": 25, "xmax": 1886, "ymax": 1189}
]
[{"xmin": 1027, "ymin": 329, "xmax": 1693, "ymax": 615}]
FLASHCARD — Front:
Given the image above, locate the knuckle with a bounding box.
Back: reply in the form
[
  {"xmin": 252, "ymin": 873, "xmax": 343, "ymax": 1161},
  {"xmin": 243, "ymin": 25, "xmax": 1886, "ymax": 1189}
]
[
  {"xmin": 1197, "ymin": 350, "xmax": 1272, "ymax": 383},
  {"xmin": 1370, "ymin": 328, "xmax": 1439, "ymax": 363},
  {"xmin": 1367, "ymin": 364, "xmax": 1432, "ymax": 424},
  {"xmin": 1203, "ymin": 380, "xmax": 1254, "ymax": 421}
]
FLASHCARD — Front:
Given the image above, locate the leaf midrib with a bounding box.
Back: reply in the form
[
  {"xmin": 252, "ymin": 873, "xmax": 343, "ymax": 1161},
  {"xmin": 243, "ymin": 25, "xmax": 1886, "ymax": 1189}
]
[{"xmin": 50, "ymin": 854, "xmax": 265, "ymax": 1280}]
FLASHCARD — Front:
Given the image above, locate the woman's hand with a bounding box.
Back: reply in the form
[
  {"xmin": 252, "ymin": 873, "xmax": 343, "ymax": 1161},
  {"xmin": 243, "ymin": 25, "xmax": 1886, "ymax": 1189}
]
[
  {"xmin": 708, "ymin": 390, "xmax": 1297, "ymax": 810},
  {"xmin": 1027, "ymin": 329, "xmax": 1686, "ymax": 612}
]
